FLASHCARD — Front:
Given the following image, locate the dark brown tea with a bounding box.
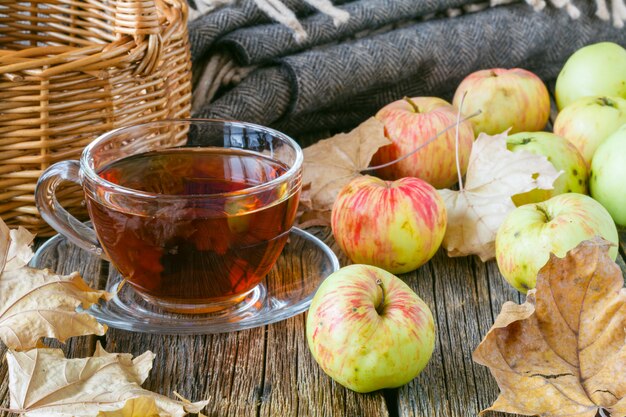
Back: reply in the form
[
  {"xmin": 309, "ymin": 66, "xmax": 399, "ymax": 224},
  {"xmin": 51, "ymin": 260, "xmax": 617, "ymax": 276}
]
[{"xmin": 86, "ymin": 148, "xmax": 300, "ymax": 309}]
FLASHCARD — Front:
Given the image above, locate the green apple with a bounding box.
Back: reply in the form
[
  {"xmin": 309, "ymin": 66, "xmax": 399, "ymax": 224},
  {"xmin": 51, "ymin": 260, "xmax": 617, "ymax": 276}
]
[
  {"xmin": 555, "ymin": 42, "xmax": 626, "ymax": 110},
  {"xmin": 306, "ymin": 264, "xmax": 435, "ymax": 393},
  {"xmin": 590, "ymin": 124, "xmax": 626, "ymax": 228},
  {"xmin": 506, "ymin": 132, "xmax": 587, "ymax": 206},
  {"xmin": 495, "ymin": 193, "xmax": 618, "ymax": 293},
  {"xmin": 553, "ymin": 96, "xmax": 626, "ymax": 165}
]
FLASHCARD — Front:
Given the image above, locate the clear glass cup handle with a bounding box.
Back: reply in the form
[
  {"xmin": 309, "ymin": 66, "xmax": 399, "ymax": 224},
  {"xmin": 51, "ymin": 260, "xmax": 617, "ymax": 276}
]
[{"xmin": 35, "ymin": 160, "xmax": 106, "ymax": 259}]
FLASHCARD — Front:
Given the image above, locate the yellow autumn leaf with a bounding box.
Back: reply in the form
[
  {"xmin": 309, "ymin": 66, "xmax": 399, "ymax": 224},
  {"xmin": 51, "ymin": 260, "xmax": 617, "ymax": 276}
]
[
  {"xmin": 473, "ymin": 238, "xmax": 625, "ymax": 417},
  {"xmin": 0, "ymin": 267, "xmax": 110, "ymax": 350},
  {"xmin": 97, "ymin": 397, "xmax": 161, "ymax": 417},
  {"xmin": 6, "ymin": 343, "xmax": 208, "ymax": 417},
  {"xmin": 439, "ymin": 131, "xmax": 561, "ymax": 261}
]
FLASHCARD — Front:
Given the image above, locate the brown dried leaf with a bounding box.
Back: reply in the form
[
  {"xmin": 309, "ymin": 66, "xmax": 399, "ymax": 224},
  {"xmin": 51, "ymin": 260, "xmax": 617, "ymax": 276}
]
[
  {"xmin": 0, "ymin": 267, "xmax": 110, "ymax": 350},
  {"xmin": 439, "ymin": 131, "xmax": 560, "ymax": 261},
  {"xmin": 473, "ymin": 238, "xmax": 626, "ymax": 417},
  {"xmin": 7, "ymin": 343, "xmax": 208, "ymax": 417},
  {"xmin": 302, "ymin": 117, "xmax": 391, "ymax": 213}
]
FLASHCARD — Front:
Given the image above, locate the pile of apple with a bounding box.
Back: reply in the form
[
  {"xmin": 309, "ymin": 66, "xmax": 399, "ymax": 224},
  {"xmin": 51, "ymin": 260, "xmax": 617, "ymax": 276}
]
[{"xmin": 306, "ymin": 41, "xmax": 626, "ymax": 394}]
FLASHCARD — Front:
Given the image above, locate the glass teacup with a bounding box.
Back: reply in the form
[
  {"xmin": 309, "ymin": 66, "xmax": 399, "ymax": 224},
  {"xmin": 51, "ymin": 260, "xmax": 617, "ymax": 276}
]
[{"xmin": 36, "ymin": 120, "xmax": 303, "ymax": 313}]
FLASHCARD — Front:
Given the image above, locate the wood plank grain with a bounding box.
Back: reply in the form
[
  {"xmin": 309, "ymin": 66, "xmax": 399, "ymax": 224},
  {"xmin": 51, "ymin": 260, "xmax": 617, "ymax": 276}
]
[
  {"xmin": 258, "ymin": 227, "xmax": 388, "ymax": 417},
  {"xmin": 0, "ymin": 239, "xmax": 105, "ymax": 417},
  {"xmin": 394, "ymin": 251, "xmax": 521, "ymax": 417},
  {"xmin": 104, "ymin": 327, "xmax": 266, "ymax": 416}
]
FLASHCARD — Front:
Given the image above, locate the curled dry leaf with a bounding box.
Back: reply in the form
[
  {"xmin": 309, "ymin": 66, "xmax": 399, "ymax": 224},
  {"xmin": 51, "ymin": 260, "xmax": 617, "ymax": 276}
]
[
  {"xmin": 301, "ymin": 117, "xmax": 391, "ymax": 215},
  {"xmin": 439, "ymin": 131, "xmax": 560, "ymax": 261},
  {"xmin": 5, "ymin": 226, "xmax": 35, "ymax": 272},
  {"xmin": 6, "ymin": 343, "xmax": 208, "ymax": 417},
  {"xmin": 0, "ymin": 216, "xmax": 34, "ymax": 275},
  {"xmin": 0, "ymin": 267, "xmax": 110, "ymax": 350},
  {"xmin": 473, "ymin": 238, "xmax": 625, "ymax": 417}
]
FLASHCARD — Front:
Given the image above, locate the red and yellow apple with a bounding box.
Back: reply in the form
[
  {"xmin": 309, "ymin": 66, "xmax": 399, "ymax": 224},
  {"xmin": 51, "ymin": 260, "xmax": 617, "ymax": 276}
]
[
  {"xmin": 371, "ymin": 97, "xmax": 474, "ymax": 189},
  {"xmin": 331, "ymin": 175, "xmax": 447, "ymax": 274},
  {"xmin": 453, "ymin": 68, "xmax": 550, "ymax": 136},
  {"xmin": 506, "ymin": 131, "xmax": 587, "ymax": 206},
  {"xmin": 306, "ymin": 264, "xmax": 435, "ymax": 393},
  {"xmin": 553, "ymin": 96, "xmax": 626, "ymax": 166},
  {"xmin": 495, "ymin": 193, "xmax": 619, "ymax": 293}
]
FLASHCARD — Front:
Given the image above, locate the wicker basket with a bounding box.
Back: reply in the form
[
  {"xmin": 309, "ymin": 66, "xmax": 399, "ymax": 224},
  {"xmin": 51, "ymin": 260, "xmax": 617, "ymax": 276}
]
[{"xmin": 0, "ymin": 0, "xmax": 192, "ymax": 235}]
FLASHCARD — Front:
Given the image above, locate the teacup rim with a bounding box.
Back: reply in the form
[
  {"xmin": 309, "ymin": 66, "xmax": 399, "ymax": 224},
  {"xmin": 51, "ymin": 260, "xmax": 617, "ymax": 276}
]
[{"xmin": 81, "ymin": 118, "xmax": 304, "ymax": 200}]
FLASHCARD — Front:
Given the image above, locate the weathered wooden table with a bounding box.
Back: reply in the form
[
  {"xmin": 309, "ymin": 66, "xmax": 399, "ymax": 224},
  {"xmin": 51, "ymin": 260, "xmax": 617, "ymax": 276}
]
[{"xmin": 1, "ymin": 228, "xmax": 624, "ymax": 417}]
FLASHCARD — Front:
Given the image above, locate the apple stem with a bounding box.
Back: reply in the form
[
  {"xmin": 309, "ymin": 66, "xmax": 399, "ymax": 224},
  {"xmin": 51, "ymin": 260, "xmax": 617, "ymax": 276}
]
[
  {"xmin": 404, "ymin": 96, "xmax": 420, "ymax": 113},
  {"xmin": 455, "ymin": 91, "xmax": 468, "ymax": 191},
  {"xmin": 375, "ymin": 279, "xmax": 385, "ymax": 315},
  {"xmin": 363, "ymin": 109, "xmax": 481, "ymax": 173},
  {"xmin": 535, "ymin": 204, "xmax": 552, "ymax": 222}
]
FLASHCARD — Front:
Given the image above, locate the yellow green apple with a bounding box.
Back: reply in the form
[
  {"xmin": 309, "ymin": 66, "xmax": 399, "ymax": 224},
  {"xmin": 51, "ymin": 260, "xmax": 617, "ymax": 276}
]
[
  {"xmin": 371, "ymin": 96, "xmax": 474, "ymax": 189},
  {"xmin": 506, "ymin": 131, "xmax": 587, "ymax": 206},
  {"xmin": 555, "ymin": 42, "xmax": 626, "ymax": 110},
  {"xmin": 590, "ymin": 124, "xmax": 626, "ymax": 228},
  {"xmin": 553, "ymin": 96, "xmax": 626, "ymax": 165},
  {"xmin": 453, "ymin": 68, "xmax": 550, "ymax": 136},
  {"xmin": 306, "ymin": 264, "xmax": 435, "ymax": 393},
  {"xmin": 331, "ymin": 175, "xmax": 447, "ymax": 274},
  {"xmin": 495, "ymin": 193, "xmax": 618, "ymax": 293}
]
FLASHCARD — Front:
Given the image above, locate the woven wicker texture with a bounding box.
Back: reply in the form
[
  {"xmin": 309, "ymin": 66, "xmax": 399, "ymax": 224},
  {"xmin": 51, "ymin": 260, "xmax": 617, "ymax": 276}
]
[{"xmin": 0, "ymin": 0, "xmax": 192, "ymax": 235}]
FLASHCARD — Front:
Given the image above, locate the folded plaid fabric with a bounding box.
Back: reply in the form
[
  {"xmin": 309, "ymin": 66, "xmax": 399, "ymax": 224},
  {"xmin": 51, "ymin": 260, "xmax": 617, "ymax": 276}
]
[{"xmin": 189, "ymin": 0, "xmax": 626, "ymax": 143}]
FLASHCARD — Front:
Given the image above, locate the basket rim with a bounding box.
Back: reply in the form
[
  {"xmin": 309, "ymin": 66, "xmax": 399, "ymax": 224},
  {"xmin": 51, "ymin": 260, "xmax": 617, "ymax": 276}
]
[{"xmin": 80, "ymin": 118, "xmax": 304, "ymax": 200}]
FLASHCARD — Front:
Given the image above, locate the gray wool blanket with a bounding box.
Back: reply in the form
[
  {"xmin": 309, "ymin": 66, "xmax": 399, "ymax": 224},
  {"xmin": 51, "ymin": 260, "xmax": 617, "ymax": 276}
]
[{"xmin": 188, "ymin": 0, "xmax": 626, "ymax": 143}]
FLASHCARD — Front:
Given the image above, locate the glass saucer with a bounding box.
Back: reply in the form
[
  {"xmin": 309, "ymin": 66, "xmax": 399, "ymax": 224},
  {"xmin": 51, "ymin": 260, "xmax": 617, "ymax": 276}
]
[{"xmin": 31, "ymin": 227, "xmax": 339, "ymax": 335}]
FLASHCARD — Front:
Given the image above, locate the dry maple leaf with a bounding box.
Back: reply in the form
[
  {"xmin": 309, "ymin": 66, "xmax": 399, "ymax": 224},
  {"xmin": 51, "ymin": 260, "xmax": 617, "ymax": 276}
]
[
  {"xmin": 302, "ymin": 117, "xmax": 391, "ymax": 213},
  {"xmin": 0, "ymin": 267, "xmax": 110, "ymax": 350},
  {"xmin": 439, "ymin": 131, "xmax": 560, "ymax": 261},
  {"xmin": 6, "ymin": 343, "xmax": 208, "ymax": 417},
  {"xmin": 473, "ymin": 238, "xmax": 625, "ymax": 417}
]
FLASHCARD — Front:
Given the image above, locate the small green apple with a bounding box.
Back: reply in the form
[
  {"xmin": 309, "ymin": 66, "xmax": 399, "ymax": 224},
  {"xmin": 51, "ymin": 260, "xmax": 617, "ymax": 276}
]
[
  {"xmin": 306, "ymin": 264, "xmax": 435, "ymax": 393},
  {"xmin": 590, "ymin": 124, "xmax": 626, "ymax": 228},
  {"xmin": 495, "ymin": 193, "xmax": 618, "ymax": 293},
  {"xmin": 553, "ymin": 96, "xmax": 626, "ymax": 165},
  {"xmin": 555, "ymin": 42, "xmax": 626, "ymax": 110},
  {"xmin": 506, "ymin": 132, "xmax": 587, "ymax": 206}
]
